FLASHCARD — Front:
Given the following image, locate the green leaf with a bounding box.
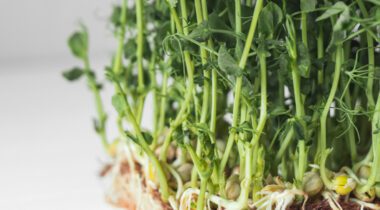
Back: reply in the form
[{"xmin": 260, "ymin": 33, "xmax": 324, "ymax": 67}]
[
  {"xmin": 93, "ymin": 118, "xmax": 102, "ymax": 133},
  {"xmin": 365, "ymin": 0, "xmax": 380, "ymax": 6},
  {"xmin": 285, "ymin": 15, "xmax": 296, "ymax": 42},
  {"xmin": 125, "ymin": 131, "xmax": 137, "ymax": 144},
  {"xmin": 125, "ymin": 131, "xmax": 152, "ymax": 145},
  {"xmin": 123, "ymin": 39, "xmax": 137, "ymax": 60},
  {"xmin": 218, "ymin": 45, "xmax": 242, "ymax": 76},
  {"xmin": 258, "ymin": 2, "xmax": 283, "ymax": 38},
  {"xmin": 111, "ymin": 94, "xmax": 126, "ymax": 114},
  {"xmin": 300, "ymin": 0, "xmax": 316, "ymax": 12},
  {"xmin": 332, "ymin": 7, "xmax": 350, "ymax": 32},
  {"xmin": 68, "ymin": 30, "xmax": 88, "ymax": 59},
  {"xmin": 208, "ymin": 13, "xmax": 230, "ymax": 31},
  {"xmin": 316, "ymin": 2, "xmax": 347, "ymax": 21},
  {"xmin": 110, "ymin": 6, "xmax": 122, "ymax": 26},
  {"xmin": 297, "ymin": 42, "xmax": 311, "ymax": 78},
  {"xmin": 62, "ymin": 67, "xmax": 84, "ymax": 81},
  {"xmin": 188, "ymin": 21, "xmax": 211, "ymax": 42},
  {"xmin": 142, "ymin": 131, "xmax": 153, "ymax": 145},
  {"xmin": 269, "ymin": 106, "xmax": 289, "ymax": 117}
]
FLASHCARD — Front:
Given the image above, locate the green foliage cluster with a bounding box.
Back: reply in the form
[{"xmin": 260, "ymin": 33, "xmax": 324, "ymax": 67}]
[{"xmin": 64, "ymin": 0, "xmax": 380, "ymax": 209}]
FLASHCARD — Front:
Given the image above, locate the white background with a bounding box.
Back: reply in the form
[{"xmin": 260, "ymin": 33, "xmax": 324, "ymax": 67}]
[{"xmin": 0, "ymin": 0, "xmax": 130, "ymax": 209}]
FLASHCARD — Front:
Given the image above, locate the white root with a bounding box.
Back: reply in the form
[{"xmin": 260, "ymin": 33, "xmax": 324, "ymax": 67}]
[
  {"xmin": 252, "ymin": 189, "xmax": 308, "ymax": 210},
  {"xmin": 166, "ymin": 164, "xmax": 184, "ymax": 199},
  {"xmin": 179, "ymin": 188, "xmax": 240, "ymax": 210},
  {"xmin": 350, "ymin": 198, "xmax": 380, "ymax": 210},
  {"xmin": 322, "ymin": 191, "xmax": 342, "ymax": 210},
  {"xmin": 103, "ymin": 142, "xmax": 165, "ymax": 210},
  {"xmin": 169, "ymin": 196, "xmax": 179, "ymax": 210}
]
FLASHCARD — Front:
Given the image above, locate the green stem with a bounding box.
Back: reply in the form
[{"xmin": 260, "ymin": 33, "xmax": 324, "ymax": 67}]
[
  {"xmin": 149, "ymin": 54, "xmax": 159, "ymax": 149},
  {"xmin": 250, "ymin": 52, "xmax": 267, "ymax": 145},
  {"xmin": 358, "ymin": 93, "xmax": 380, "ymax": 193},
  {"xmin": 236, "ymin": 144, "xmax": 253, "ymax": 208},
  {"xmin": 276, "ymin": 127, "xmax": 294, "ymax": 160},
  {"xmin": 295, "ymin": 140, "xmax": 307, "ymax": 188},
  {"xmin": 319, "ymin": 46, "xmax": 343, "ymax": 163},
  {"xmin": 191, "ymin": 0, "xmax": 211, "ymax": 187},
  {"xmin": 84, "ymin": 57, "xmax": 108, "ymax": 149},
  {"xmin": 219, "ymin": 0, "xmax": 263, "ymax": 184},
  {"xmin": 158, "ymin": 70, "xmax": 169, "ymax": 133},
  {"xmin": 160, "ymin": 0, "xmax": 195, "ymax": 161},
  {"xmin": 317, "ymin": 24, "xmax": 324, "ymax": 85},
  {"xmin": 356, "ymin": 0, "xmax": 375, "ymax": 110},
  {"xmin": 291, "ymin": 61, "xmax": 305, "ymax": 119},
  {"xmin": 115, "ymin": 83, "xmax": 169, "ymax": 201},
  {"xmin": 136, "ymin": 0, "xmax": 145, "ymax": 124},
  {"xmin": 300, "ymin": 5, "xmax": 308, "ymax": 48},
  {"xmin": 197, "ymin": 178, "xmax": 208, "ymax": 210},
  {"xmin": 320, "ymin": 149, "xmax": 334, "ymax": 189},
  {"xmin": 340, "ymin": 65, "xmax": 358, "ymax": 163},
  {"xmin": 113, "ymin": 0, "xmax": 127, "ymax": 75}
]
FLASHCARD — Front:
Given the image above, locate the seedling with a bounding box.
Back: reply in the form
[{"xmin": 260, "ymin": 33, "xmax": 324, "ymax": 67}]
[{"xmin": 64, "ymin": 0, "xmax": 380, "ymax": 209}]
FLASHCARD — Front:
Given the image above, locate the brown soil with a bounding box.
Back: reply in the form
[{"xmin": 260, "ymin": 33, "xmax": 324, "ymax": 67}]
[{"xmin": 288, "ymin": 198, "xmax": 373, "ymax": 210}]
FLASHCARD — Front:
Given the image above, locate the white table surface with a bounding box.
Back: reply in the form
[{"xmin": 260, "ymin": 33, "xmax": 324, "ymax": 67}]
[{"xmin": 0, "ymin": 57, "xmax": 122, "ymax": 210}]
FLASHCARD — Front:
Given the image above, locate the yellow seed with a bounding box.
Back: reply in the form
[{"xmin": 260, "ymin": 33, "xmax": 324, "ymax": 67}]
[
  {"xmin": 334, "ymin": 175, "xmax": 347, "ymax": 186},
  {"xmin": 335, "ymin": 185, "xmax": 352, "ymax": 195},
  {"xmin": 333, "ymin": 175, "xmax": 355, "ymax": 195}
]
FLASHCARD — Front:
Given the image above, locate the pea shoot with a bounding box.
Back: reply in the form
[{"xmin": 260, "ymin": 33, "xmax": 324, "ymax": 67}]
[{"xmin": 64, "ymin": 0, "xmax": 380, "ymax": 209}]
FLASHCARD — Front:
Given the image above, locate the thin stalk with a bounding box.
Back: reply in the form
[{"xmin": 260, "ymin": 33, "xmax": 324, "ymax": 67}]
[
  {"xmin": 202, "ymin": 0, "xmax": 219, "ymax": 187},
  {"xmin": 158, "ymin": 70, "xmax": 169, "ymax": 133},
  {"xmin": 238, "ymin": 104, "xmax": 248, "ymax": 178},
  {"xmin": 319, "ymin": 46, "xmax": 343, "ymax": 163},
  {"xmin": 236, "ymin": 144, "xmax": 253, "ymax": 208},
  {"xmin": 317, "ymin": 24, "xmax": 324, "ymax": 85},
  {"xmin": 340, "ymin": 42, "xmax": 358, "ymax": 163},
  {"xmin": 276, "ymin": 56, "xmax": 306, "ymax": 159},
  {"xmin": 343, "ymin": 83, "xmax": 358, "ymax": 163},
  {"xmin": 113, "ymin": 0, "xmax": 127, "ymax": 75},
  {"xmin": 149, "ymin": 54, "xmax": 159, "ymax": 149},
  {"xmin": 114, "ymin": 83, "xmax": 169, "ymax": 201},
  {"xmin": 276, "ymin": 127, "xmax": 294, "ymax": 160},
  {"xmin": 295, "ymin": 140, "xmax": 307, "ymax": 188},
  {"xmin": 84, "ymin": 57, "xmax": 108, "ymax": 149},
  {"xmin": 160, "ymin": 0, "xmax": 196, "ymax": 161},
  {"xmin": 320, "ymin": 149, "xmax": 334, "ymax": 189},
  {"xmin": 291, "ymin": 61, "xmax": 305, "ymax": 119},
  {"xmin": 191, "ymin": 0, "xmax": 211, "ymax": 187},
  {"xmin": 358, "ymin": 93, "xmax": 380, "ymax": 193},
  {"xmin": 356, "ymin": 0, "xmax": 375, "ymax": 110},
  {"xmin": 197, "ymin": 178, "xmax": 208, "ymax": 210},
  {"xmin": 250, "ymin": 52, "xmax": 267, "ymax": 146},
  {"xmin": 136, "ymin": 0, "xmax": 145, "ymax": 124},
  {"xmin": 157, "ymin": 18, "xmax": 174, "ymax": 135},
  {"xmin": 219, "ymin": 0, "xmax": 263, "ymax": 184},
  {"xmin": 300, "ymin": 1, "xmax": 308, "ymax": 48}
]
